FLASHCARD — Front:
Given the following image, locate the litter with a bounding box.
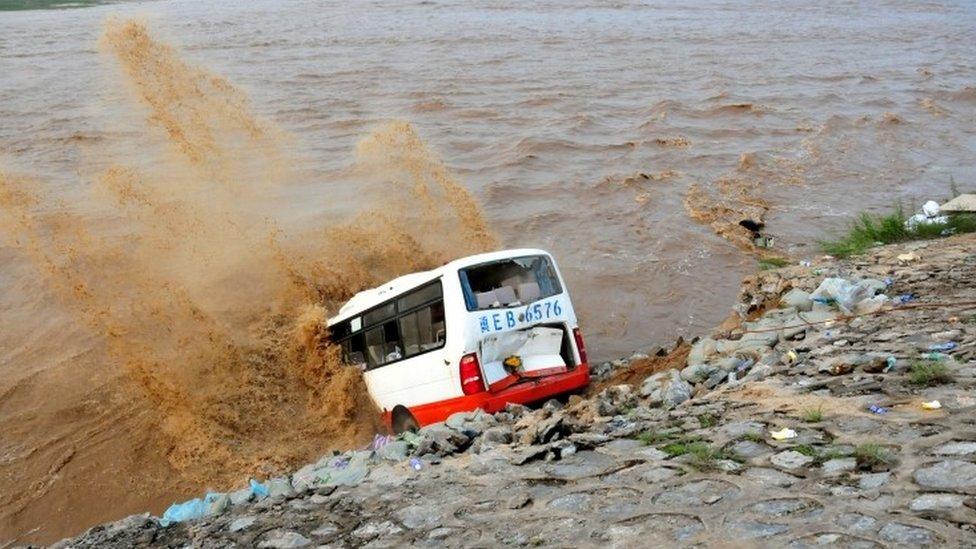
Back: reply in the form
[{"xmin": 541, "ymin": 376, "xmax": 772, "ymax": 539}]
[
  {"xmin": 249, "ymin": 479, "xmax": 269, "ymax": 499},
  {"xmin": 885, "ymin": 356, "xmax": 896, "ymax": 372},
  {"xmin": 924, "ymin": 352, "xmax": 948, "ymax": 361},
  {"xmin": 897, "ymin": 252, "xmax": 921, "ymax": 263},
  {"xmin": 810, "ymin": 277, "xmax": 885, "ymax": 314},
  {"xmin": 905, "ymin": 200, "xmax": 948, "ymax": 230},
  {"xmin": 786, "ymin": 350, "xmax": 799, "ymax": 364},
  {"xmin": 928, "ymin": 342, "xmax": 957, "ymax": 352},
  {"xmin": 770, "ymin": 428, "xmax": 797, "ymax": 441},
  {"xmin": 410, "ymin": 457, "xmax": 423, "ymax": 471},
  {"xmin": 894, "ymin": 294, "xmax": 915, "ymax": 304},
  {"xmin": 160, "ymin": 492, "xmax": 227, "ymax": 527},
  {"xmin": 800, "ymin": 260, "xmax": 812, "ymax": 267},
  {"xmin": 921, "ymin": 400, "xmax": 942, "ymax": 410},
  {"xmin": 867, "ymin": 404, "xmax": 888, "ymax": 415}
]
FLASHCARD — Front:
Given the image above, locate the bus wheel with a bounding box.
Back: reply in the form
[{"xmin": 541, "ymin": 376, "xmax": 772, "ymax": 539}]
[{"xmin": 391, "ymin": 406, "xmax": 420, "ymax": 434}]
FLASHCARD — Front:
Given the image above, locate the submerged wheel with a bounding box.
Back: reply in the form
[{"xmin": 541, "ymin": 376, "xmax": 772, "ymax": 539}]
[{"xmin": 391, "ymin": 405, "xmax": 420, "ymax": 435}]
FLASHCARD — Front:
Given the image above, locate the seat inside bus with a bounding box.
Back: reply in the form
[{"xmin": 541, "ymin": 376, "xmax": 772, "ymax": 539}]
[{"xmin": 463, "ymin": 255, "xmax": 561, "ymax": 310}]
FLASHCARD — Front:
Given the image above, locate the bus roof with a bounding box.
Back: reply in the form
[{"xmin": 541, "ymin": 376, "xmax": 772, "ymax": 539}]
[{"xmin": 326, "ymin": 248, "xmax": 552, "ymax": 326}]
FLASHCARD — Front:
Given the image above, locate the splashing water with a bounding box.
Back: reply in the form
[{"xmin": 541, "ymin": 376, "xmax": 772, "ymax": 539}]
[{"xmin": 0, "ymin": 19, "xmax": 495, "ymax": 543}]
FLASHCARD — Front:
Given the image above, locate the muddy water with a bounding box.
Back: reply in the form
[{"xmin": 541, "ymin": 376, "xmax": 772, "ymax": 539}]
[{"xmin": 1, "ymin": 0, "xmax": 975, "ymax": 543}]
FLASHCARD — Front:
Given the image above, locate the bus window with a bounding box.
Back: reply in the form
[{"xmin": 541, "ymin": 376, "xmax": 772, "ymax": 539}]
[
  {"xmin": 365, "ymin": 321, "xmax": 401, "ymax": 369},
  {"xmin": 459, "ymin": 255, "xmax": 562, "ymax": 311},
  {"xmin": 340, "ymin": 332, "xmax": 366, "ymax": 366},
  {"xmin": 398, "ymin": 301, "xmax": 446, "ymax": 357}
]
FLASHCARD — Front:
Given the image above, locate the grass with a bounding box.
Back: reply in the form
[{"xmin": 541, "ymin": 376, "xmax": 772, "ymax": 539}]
[
  {"xmin": 801, "ymin": 406, "xmax": 824, "ymax": 423},
  {"xmin": 908, "ymin": 360, "xmax": 953, "ymax": 386},
  {"xmin": 791, "ymin": 444, "xmax": 848, "ymax": 465},
  {"xmin": 661, "ymin": 439, "xmax": 735, "ymax": 470},
  {"xmin": 636, "ymin": 430, "xmax": 679, "ymax": 446},
  {"xmin": 819, "ymin": 203, "xmax": 976, "ymax": 258},
  {"xmin": 697, "ymin": 413, "xmax": 718, "ymax": 428},
  {"xmin": 854, "ymin": 443, "xmax": 896, "ymax": 471},
  {"xmin": 737, "ymin": 432, "xmax": 765, "ymax": 443},
  {"xmin": 758, "ymin": 257, "xmax": 790, "ymax": 270}
]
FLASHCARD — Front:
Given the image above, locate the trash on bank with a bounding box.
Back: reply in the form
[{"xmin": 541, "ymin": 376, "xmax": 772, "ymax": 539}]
[
  {"xmin": 160, "ymin": 492, "xmax": 228, "ymax": 526},
  {"xmin": 905, "ymin": 200, "xmax": 948, "ymax": 230},
  {"xmin": 928, "ymin": 342, "xmax": 957, "ymax": 352},
  {"xmin": 770, "ymin": 428, "xmax": 797, "ymax": 440},
  {"xmin": 867, "ymin": 404, "xmax": 888, "ymax": 415},
  {"xmin": 921, "ymin": 400, "xmax": 942, "ymax": 410},
  {"xmin": 410, "ymin": 457, "xmax": 423, "ymax": 471},
  {"xmin": 810, "ymin": 277, "xmax": 888, "ymax": 314}
]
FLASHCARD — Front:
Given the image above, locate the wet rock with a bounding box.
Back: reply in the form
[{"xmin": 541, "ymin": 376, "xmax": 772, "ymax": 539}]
[{"xmin": 913, "ymin": 460, "xmax": 976, "ymax": 492}]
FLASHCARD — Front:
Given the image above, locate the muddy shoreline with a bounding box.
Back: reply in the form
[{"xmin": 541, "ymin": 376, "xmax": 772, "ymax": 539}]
[{"xmin": 46, "ymin": 233, "xmax": 976, "ymax": 548}]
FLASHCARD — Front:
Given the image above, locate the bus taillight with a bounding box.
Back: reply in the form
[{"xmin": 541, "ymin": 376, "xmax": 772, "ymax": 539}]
[
  {"xmin": 573, "ymin": 327, "xmax": 588, "ymax": 365},
  {"xmin": 459, "ymin": 353, "xmax": 485, "ymax": 395}
]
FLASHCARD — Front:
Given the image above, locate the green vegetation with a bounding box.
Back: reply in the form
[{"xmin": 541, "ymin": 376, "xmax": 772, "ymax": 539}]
[
  {"xmin": 758, "ymin": 257, "xmax": 790, "ymax": 270},
  {"xmin": 854, "ymin": 443, "xmax": 896, "ymax": 471},
  {"xmin": 661, "ymin": 439, "xmax": 735, "ymax": 470},
  {"xmin": 908, "ymin": 360, "xmax": 953, "ymax": 386},
  {"xmin": 636, "ymin": 430, "xmax": 679, "ymax": 446},
  {"xmin": 801, "ymin": 406, "xmax": 824, "ymax": 423},
  {"xmin": 697, "ymin": 413, "xmax": 718, "ymax": 428},
  {"xmin": 737, "ymin": 432, "xmax": 764, "ymax": 443},
  {"xmin": 819, "ymin": 203, "xmax": 976, "ymax": 258},
  {"xmin": 790, "ymin": 444, "xmax": 848, "ymax": 465}
]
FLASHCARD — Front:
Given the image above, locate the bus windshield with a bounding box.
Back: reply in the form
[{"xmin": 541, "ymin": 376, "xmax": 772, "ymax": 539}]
[{"xmin": 459, "ymin": 254, "xmax": 562, "ymax": 311}]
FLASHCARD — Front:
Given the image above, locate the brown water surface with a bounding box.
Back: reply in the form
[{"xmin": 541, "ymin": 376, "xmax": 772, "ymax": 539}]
[{"xmin": 1, "ymin": 0, "xmax": 974, "ymax": 544}]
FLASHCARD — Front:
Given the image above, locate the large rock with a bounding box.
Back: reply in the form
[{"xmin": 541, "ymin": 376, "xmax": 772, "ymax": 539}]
[
  {"xmin": 771, "ymin": 450, "xmax": 814, "ymax": 470},
  {"xmin": 913, "ymin": 460, "xmax": 976, "ymax": 492},
  {"xmin": 680, "ymin": 363, "xmax": 719, "ymax": 384},
  {"xmin": 780, "ymin": 288, "xmax": 813, "ymax": 311},
  {"xmin": 659, "ymin": 370, "xmax": 692, "ymax": 409},
  {"xmin": 687, "ymin": 338, "xmax": 718, "ymax": 367}
]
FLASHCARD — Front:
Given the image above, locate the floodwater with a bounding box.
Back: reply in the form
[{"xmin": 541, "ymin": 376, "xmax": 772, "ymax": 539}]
[{"xmin": 1, "ymin": 0, "xmax": 974, "ymax": 543}]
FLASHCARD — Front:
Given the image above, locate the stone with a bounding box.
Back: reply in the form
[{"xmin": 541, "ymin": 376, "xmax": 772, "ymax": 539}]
[
  {"xmin": 680, "ymin": 363, "xmax": 719, "ymax": 384},
  {"xmin": 781, "ymin": 288, "xmax": 813, "ymax": 312},
  {"xmin": 858, "ymin": 472, "xmax": 891, "ymax": 490},
  {"xmin": 771, "ymin": 450, "xmax": 814, "ymax": 470},
  {"xmin": 729, "ymin": 440, "xmax": 771, "ymax": 459},
  {"xmin": 910, "ymin": 493, "xmax": 967, "ymax": 511},
  {"xmin": 661, "ymin": 370, "xmax": 692, "ymax": 409},
  {"xmin": 258, "ymin": 530, "xmax": 312, "ymax": 548},
  {"xmin": 352, "ymin": 520, "xmax": 403, "ymax": 539},
  {"xmin": 228, "ymin": 516, "xmax": 257, "ymax": 533},
  {"xmin": 377, "ymin": 440, "xmax": 410, "ymax": 461},
  {"xmin": 229, "ymin": 488, "xmax": 252, "ymax": 506},
  {"xmin": 743, "ymin": 467, "xmax": 800, "ymax": 487},
  {"xmin": 267, "ymin": 477, "xmax": 296, "ymax": 498},
  {"xmin": 878, "ymin": 522, "xmax": 937, "ymax": 545},
  {"xmin": 395, "ymin": 504, "xmax": 441, "ymax": 530},
  {"xmin": 835, "ymin": 513, "xmax": 877, "ymax": 533},
  {"xmin": 481, "ymin": 425, "xmax": 513, "ymax": 445},
  {"xmin": 687, "ymin": 337, "xmax": 717, "ymax": 367},
  {"xmin": 913, "ymin": 460, "xmax": 976, "ymax": 491},
  {"xmin": 821, "ymin": 458, "xmax": 856, "ymax": 476},
  {"xmin": 311, "ymin": 522, "xmax": 339, "ymax": 537},
  {"xmin": 932, "ymin": 441, "xmax": 976, "ymax": 456},
  {"xmin": 640, "ymin": 371, "xmax": 669, "ymax": 398}
]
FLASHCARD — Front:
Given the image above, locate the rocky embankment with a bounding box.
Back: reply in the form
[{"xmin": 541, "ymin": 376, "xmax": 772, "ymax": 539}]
[{"xmin": 52, "ymin": 234, "xmax": 976, "ymax": 548}]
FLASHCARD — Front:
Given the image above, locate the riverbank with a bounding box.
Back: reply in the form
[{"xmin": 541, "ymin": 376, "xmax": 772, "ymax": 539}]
[{"xmin": 49, "ymin": 233, "xmax": 976, "ymax": 547}]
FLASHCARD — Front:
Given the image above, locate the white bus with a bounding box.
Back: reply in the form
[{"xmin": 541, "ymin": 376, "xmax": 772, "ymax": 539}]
[{"xmin": 327, "ymin": 249, "xmax": 590, "ymax": 433}]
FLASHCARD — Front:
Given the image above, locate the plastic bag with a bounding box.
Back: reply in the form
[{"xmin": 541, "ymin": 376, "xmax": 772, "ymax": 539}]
[
  {"xmin": 811, "ymin": 278, "xmax": 878, "ymax": 314},
  {"xmin": 160, "ymin": 492, "xmax": 225, "ymax": 526}
]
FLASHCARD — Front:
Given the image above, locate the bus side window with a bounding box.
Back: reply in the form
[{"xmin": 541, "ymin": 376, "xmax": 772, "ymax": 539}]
[{"xmin": 365, "ymin": 320, "xmax": 401, "ymax": 369}]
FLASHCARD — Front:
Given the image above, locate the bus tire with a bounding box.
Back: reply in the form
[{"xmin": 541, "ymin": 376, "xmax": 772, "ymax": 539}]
[{"xmin": 391, "ymin": 406, "xmax": 420, "ymax": 435}]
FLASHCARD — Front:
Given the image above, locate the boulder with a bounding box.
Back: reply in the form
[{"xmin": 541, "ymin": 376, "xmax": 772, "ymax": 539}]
[
  {"xmin": 780, "ymin": 288, "xmax": 813, "ymax": 311},
  {"xmin": 661, "ymin": 369, "xmax": 692, "ymax": 409}
]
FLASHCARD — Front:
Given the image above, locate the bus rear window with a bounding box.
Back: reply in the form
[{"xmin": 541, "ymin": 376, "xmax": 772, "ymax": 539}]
[{"xmin": 459, "ymin": 255, "xmax": 562, "ymax": 311}]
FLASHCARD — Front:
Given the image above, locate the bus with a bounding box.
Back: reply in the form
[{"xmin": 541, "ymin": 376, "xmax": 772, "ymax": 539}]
[{"xmin": 327, "ymin": 249, "xmax": 590, "ymax": 433}]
